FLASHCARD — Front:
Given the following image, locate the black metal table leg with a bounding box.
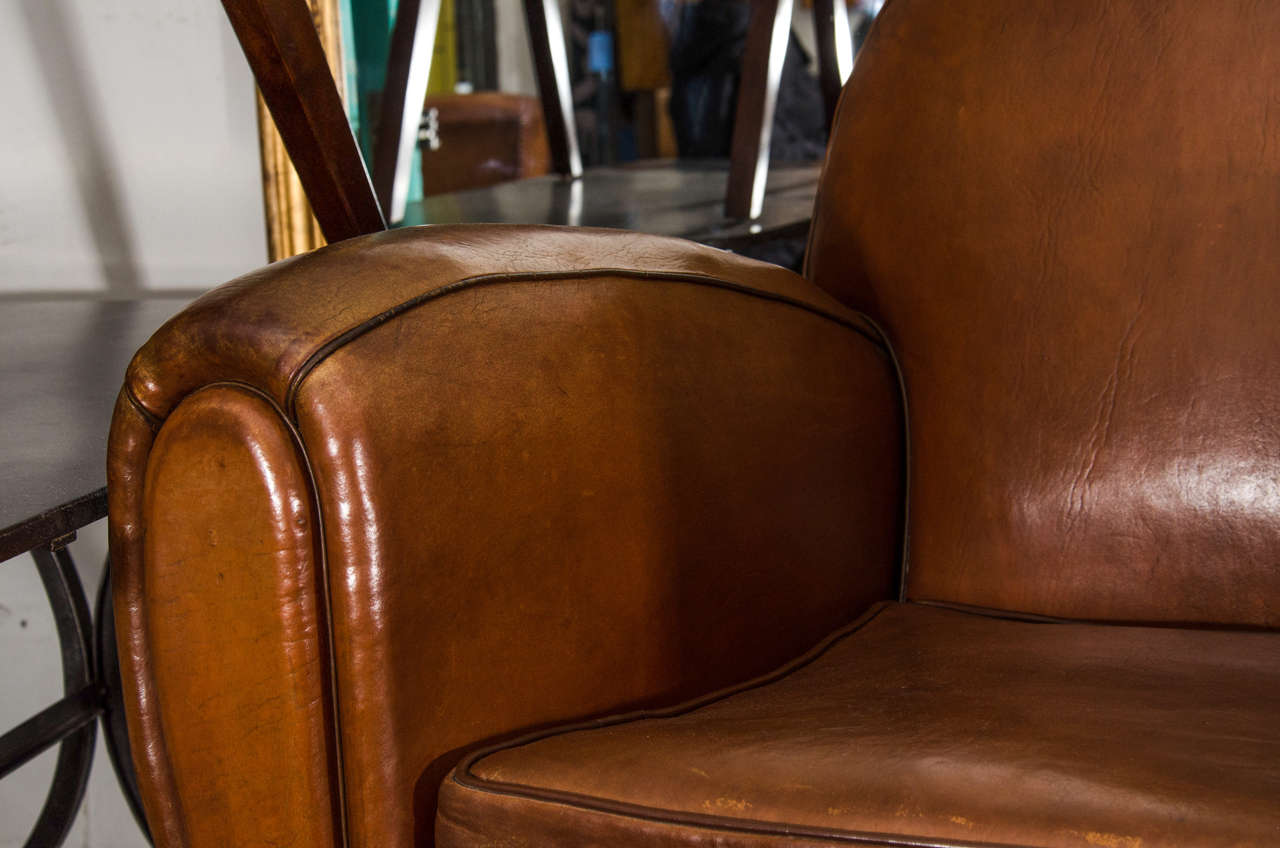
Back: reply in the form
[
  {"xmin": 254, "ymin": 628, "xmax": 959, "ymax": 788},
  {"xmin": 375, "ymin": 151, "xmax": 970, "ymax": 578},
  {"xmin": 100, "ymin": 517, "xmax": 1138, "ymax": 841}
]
[
  {"xmin": 1, "ymin": 541, "xmax": 151, "ymax": 847},
  {"xmin": 23, "ymin": 545, "xmax": 98, "ymax": 848},
  {"xmin": 95, "ymin": 563, "xmax": 150, "ymax": 840}
]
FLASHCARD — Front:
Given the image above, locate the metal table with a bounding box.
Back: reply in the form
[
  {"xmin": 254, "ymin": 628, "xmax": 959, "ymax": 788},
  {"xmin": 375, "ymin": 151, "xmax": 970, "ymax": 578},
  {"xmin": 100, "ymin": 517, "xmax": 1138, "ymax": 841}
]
[
  {"xmin": 1, "ymin": 295, "xmax": 194, "ymax": 847},
  {"xmin": 402, "ymin": 161, "xmax": 821, "ymax": 253}
]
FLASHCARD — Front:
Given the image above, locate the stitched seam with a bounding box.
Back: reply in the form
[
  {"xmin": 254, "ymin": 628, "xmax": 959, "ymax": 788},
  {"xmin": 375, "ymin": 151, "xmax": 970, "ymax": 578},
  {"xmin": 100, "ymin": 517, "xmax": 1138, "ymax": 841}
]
[
  {"xmin": 123, "ymin": 381, "xmax": 163, "ymax": 430},
  {"xmin": 913, "ymin": 598, "xmax": 1280, "ymax": 633},
  {"xmin": 450, "ymin": 602, "xmax": 1058, "ymax": 848},
  {"xmin": 798, "ymin": 0, "xmax": 912, "ymax": 598},
  {"xmin": 282, "ymin": 268, "xmax": 887, "ymax": 421},
  {"xmin": 450, "ymin": 605, "xmax": 892, "ymax": 813},
  {"xmin": 911, "ymin": 598, "xmax": 1077, "ymax": 625},
  {"xmin": 449, "ymin": 782, "xmax": 1028, "ymax": 848},
  {"xmin": 855, "ymin": 314, "xmax": 911, "ymax": 601},
  {"xmin": 455, "ymin": 602, "xmax": 891, "ymax": 779}
]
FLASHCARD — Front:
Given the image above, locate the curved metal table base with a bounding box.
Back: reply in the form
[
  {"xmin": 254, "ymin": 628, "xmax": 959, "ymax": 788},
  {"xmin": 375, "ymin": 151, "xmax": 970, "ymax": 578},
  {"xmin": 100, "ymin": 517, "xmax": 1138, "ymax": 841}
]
[
  {"xmin": 0, "ymin": 542, "xmax": 150, "ymax": 848},
  {"xmin": 95, "ymin": 563, "xmax": 150, "ymax": 839},
  {"xmin": 0, "ymin": 298, "xmax": 192, "ymax": 846}
]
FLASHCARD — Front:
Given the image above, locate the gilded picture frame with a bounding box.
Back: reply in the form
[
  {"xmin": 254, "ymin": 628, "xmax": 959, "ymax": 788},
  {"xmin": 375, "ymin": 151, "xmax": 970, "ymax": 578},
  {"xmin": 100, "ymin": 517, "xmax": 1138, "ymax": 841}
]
[{"xmin": 255, "ymin": 0, "xmax": 346, "ymax": 261}]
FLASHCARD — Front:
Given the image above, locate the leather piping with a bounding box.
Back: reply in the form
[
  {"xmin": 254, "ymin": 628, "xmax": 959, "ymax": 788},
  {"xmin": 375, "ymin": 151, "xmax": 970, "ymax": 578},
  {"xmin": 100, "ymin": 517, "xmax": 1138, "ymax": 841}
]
[
  {"xmin": 856, "ymin": 313, "xmax": 911, "ymax": 600},
  {"xmin": 282, "ymin": 267, "xmax": 888, "ymax": 421},
  {"xmin": 450, "ymin": 602, "xmax": 1041, "ymax": 848},
  {"xmin": 123, "ymin": 381, "xmax": 163, "ymax": 430},
  {"xmin": 279, "ymin": 264, "xmax": 913, "ymax": 606},
  {"xmin": 914, "ymin": 598, "xmax": 1280, "ymax": 634},
  {"xmin": 799, "ymin": 0, "xmax": 912, "ymax": 601}
]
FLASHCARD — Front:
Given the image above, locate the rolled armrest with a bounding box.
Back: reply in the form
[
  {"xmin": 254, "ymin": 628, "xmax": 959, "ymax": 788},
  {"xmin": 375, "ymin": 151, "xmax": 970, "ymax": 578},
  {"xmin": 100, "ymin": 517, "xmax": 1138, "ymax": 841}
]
[{"xmin": 108, "ymin": 225, "xmax": 904, "ymax": 848}]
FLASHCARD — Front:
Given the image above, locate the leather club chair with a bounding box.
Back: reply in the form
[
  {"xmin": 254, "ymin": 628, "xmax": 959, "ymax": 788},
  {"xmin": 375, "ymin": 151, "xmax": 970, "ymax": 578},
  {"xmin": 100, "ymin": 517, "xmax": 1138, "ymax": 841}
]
[{"xmin": 108, "ymin": 0, "xmax": 1279, "ymax": 845}]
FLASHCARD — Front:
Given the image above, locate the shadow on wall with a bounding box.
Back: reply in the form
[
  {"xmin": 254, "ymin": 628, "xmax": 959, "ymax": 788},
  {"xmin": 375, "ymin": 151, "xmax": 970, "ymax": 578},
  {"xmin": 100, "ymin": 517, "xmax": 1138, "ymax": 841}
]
[{"xmin": 19, "ymin": 0, "xmax": 141, "ymax": 294}]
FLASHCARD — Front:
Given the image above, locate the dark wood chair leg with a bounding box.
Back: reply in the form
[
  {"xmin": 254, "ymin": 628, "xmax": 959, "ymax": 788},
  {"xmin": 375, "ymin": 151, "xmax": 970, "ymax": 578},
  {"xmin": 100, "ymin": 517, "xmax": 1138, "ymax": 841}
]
[
  {"xmin": 222, "ymin": 0, "xmax": 385, "ymax": 242},
  {"xmin": 373, "ymin": 0, "xmax": 444, "ymax": 223}
]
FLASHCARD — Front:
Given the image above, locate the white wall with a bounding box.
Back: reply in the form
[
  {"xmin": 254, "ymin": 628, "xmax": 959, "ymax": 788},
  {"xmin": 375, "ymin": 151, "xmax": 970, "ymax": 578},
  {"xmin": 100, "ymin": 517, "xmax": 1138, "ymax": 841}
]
[
  {"xmin": 0, "ymin": 0, "xmax": 268, "ymax": 297},
  {"xmin": 496, "ymin": 2, "xmax": 539, "ymax": 97},
  {"xmin": 2, "ymin": 0, "xmax": 267, "ymax": 843}
]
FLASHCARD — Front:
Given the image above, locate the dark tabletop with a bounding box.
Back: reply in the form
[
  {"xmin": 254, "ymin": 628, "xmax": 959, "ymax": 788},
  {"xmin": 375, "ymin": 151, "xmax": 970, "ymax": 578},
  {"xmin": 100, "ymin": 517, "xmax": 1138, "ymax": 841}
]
[
  {"xmin": 401, "ymin": 160, "xmax": 821, "ymax": 248},
  {"xmin": 0, "ymin": 164, "xmax": 821, "ymax": 562},
  {"xmin": 0, "ymin": 296, "xmax": 194, "ymax": 562}
]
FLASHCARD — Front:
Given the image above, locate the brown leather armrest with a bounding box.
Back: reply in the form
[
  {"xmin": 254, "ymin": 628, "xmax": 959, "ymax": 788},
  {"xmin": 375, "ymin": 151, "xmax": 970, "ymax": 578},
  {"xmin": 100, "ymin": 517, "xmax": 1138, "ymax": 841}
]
[{"xmin": 108, "ymin": 225, "xmax": 904, "ymax": 847}]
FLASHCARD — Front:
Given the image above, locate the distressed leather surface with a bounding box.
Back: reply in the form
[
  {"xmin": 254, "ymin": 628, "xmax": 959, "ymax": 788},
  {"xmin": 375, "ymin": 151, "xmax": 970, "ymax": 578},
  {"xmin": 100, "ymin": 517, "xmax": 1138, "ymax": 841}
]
[
  {"xmin": 123, "ymin": 225, "xmax": 852, "ymax": 420},
  {"xmin": 110, "ymin": 1, "xmax": 1280, "ymax": 842},
  {"xmin": 109, "ymin": 225, "xmax": 904, "ymax": 847},
  {"xmin": 807, "ymin": 0, "xmax": 1280, "ymax": 626},
  {"xmin": 441, "ymin": 602, "xmax": 1280, "ymax": 848},
  {"xmin": 141, "ymin": 386, "xmax": 339, "ymax": 847}
]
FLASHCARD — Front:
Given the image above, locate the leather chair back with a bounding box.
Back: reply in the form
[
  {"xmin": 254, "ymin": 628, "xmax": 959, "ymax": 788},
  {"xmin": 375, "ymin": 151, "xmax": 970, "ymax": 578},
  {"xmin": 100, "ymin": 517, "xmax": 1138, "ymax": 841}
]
[{"xmin": 807, "ymin": 0, "xmax": 1280, "ymax": 626}]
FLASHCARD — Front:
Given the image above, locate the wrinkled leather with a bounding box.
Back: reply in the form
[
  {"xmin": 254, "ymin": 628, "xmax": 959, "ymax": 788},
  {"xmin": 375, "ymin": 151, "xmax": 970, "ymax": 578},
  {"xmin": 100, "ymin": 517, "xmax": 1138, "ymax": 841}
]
[
  {"xmin": 807, "ymin": 0, "xmax": 1280, "ymax": 626},
  {"xmin": 440, "ymin": 602, "xmax": 1280, "ymax": 847},
  {"xmin": 109, "ymin": 226, "xmax": 904, "ymax": 847},
  {"xmin": 109, "ymin": 1, "xmax": 1280, "ymax": 843}
]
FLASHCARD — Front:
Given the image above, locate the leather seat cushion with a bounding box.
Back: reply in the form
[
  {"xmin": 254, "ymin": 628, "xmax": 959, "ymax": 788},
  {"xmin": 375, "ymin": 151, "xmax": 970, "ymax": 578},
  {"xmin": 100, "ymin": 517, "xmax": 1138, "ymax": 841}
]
[{"xmin": 437, "ymin": 602, "xmax": 1280, "ymax": 847}]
